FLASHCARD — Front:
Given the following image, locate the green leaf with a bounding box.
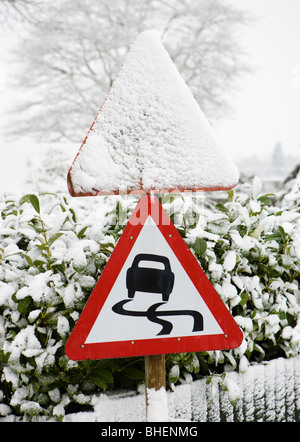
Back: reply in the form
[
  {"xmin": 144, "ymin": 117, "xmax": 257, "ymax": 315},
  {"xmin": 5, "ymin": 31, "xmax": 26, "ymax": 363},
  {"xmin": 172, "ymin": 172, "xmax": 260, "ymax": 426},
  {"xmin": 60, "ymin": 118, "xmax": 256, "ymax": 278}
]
[
  {"xmin": 168, "ymin": 365, "xmax": 180, "ymax": 383},
  {"xmin": 96, "ymin": 368, "xmax": 114, "ymax": 384},
  {"xmin": 29, "ymin": 224, "xmax": 47, "ymax": 234},
  {"xmin": 18, "ymin": 296, "xmax": 32, "ymax": 315},
  {"xmin": 33, "ymin": 259, "xmax": 47, "ymax": 268},
  {"xmin": 51, "ymin": 262, "xmax": 66, "ymax": 274},
  {"xmin": 0, "ymin": 349, "xmax": 8, "ymax": 363},
  {"xmin": 36, "ymin": 243, "xmax": 47, "ymax": 251},
  {"xmin": 240, "ymin": 292, "xmax": 249, "ymax": 306},
  {"xmin": 77, "ymin": 226, "xmax": 89, "ymax": 239},
  {"xmin": 270, "ymin": 309, "xmax": 286, "ymax": 320},
  {"xmin": 251, "ymin": 309, "xmax": 257, "ymax": 319},
  {"xmin": 20, "ymin": 194, "xmax": 40, "ymax": 214},
  {"xmin": 206, "ymin": 376, "xmax": 212, "ymax": 385},
  {"xmin": 227, "ymin": 189, "xmax": 234, "ymax": 202},
  {"xmin": 48, "ymin": 232, "xmax": 64, "ymax": 246},
  {"xmin": 183, "ymin": 211, "xmax": 199, "ymax": 230},
  {"xmin": 88, "ymin": 375, "xmax": 107, "ymax": 390},
  {"xmin": 257, "ymin": 194, "xmax": 275, "ymax": 206},
  {"xmin": 69, "ymin": 208, "xmax": 76, "ymax": 223},
  {"xmin": 253, "ymin": 343, "xmax": 265, "ymax": 355},
  {"xmin": 265, "ymin": 226, "xmax": 287, "ymax": 245},
  {"xmin": 193, "ymin": 237, "xmax": 207, "ymax": 256},
  {"xmin": 216, "ymin": 203, "xmax": 229, "ymax": 214},
  {"xmin": 123, "ymin": 366, "xmax": 145, "ymax": 381},
  {"xmin": 277, "ymin": 226, "xmax": 286, "ymax": 243},
  {"xmin": 88, "ymin": 368, "xmax": 114, "ymax": 390},
  {"xmin": 24, "ymin": 254, "xmax": 33, "ymax": 266},
  {"xmin": 58, "ymin": 356, "xmax": 69, "ymax": 368},
  {"xmin": 19, "ymin": 195, "xmax": 30, "ymax": 206},
  {"xmin": 29, "ymin": 195, "xmax": 40, "ymax": 214},
  {"xmin": 265, "ymin": 233, "xmax": 282, "ymax": 242}
]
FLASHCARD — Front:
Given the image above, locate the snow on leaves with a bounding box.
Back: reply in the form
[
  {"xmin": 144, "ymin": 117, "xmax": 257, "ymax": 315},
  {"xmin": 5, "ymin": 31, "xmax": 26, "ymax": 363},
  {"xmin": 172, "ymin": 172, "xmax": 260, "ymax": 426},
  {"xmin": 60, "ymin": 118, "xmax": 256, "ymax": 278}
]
[{"xmin": 0, "ymin": 175, "xmax": 299, "ymax": 420}]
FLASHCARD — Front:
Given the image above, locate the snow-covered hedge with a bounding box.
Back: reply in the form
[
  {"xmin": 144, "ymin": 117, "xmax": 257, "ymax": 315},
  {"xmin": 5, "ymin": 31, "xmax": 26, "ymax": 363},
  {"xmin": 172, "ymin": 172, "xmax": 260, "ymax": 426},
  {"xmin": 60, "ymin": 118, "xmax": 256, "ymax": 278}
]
[{"xmin": 0, "ymin": 177, "xmax": 299, "ymax": 420}]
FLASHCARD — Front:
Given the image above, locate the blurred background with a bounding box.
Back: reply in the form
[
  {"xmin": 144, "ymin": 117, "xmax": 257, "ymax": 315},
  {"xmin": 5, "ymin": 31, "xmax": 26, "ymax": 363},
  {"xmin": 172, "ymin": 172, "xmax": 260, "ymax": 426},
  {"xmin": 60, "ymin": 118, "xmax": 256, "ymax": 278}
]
[{"xmin": 0, "ymin": 0, "xmax": 299, "ymax": 195}]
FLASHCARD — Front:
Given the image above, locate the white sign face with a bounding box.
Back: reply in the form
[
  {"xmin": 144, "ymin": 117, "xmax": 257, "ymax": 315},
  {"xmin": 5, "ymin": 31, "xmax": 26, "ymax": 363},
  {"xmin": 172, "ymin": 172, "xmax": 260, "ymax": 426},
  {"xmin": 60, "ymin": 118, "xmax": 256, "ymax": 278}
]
[{"xmin": 85, "ymin": 216, "xmax": 223, "ymax": 344}]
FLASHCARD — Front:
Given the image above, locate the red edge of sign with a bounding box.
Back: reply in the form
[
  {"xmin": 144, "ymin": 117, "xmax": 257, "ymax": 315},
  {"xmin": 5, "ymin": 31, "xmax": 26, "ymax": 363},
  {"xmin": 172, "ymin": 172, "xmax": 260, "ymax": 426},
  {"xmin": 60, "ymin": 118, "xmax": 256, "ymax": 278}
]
[{"xmin": 65, "ymin": 194, "xmax": 243, "ymax": 361}]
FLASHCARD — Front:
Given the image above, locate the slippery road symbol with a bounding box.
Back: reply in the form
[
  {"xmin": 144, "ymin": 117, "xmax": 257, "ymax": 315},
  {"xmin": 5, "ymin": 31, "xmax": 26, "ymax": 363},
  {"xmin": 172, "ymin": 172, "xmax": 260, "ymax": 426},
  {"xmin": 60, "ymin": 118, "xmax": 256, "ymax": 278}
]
[
  {"xmin": 126, "ymin": 253, "xmax": 174, "ymax": 302},
  {"xmin": 112, "ymin": 300, "xmax": 203, "ymax": 336},
  {"xmin": 112, "ymin": 253, "xmax": 204, "ymax": 336}
]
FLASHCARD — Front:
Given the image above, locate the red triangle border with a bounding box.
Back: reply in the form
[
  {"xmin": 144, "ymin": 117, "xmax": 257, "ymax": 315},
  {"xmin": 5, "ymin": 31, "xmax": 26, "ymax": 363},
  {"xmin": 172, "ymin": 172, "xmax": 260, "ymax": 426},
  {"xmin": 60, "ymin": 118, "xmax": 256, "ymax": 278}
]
[{"xmin": 65, "ymin": 195, "xmax": 243, "ymax": 360}]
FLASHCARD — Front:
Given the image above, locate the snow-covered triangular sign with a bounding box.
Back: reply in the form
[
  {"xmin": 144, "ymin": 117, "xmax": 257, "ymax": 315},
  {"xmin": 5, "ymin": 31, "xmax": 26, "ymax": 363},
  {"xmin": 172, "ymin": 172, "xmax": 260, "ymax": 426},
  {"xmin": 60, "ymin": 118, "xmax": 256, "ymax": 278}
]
[
  {"xmin": 65, "ymin": 195, "xmax": 243, "ymax": 361},
  {"xmin": 67, "ymin": 30, "xmax": 239, "ymax": 196}
]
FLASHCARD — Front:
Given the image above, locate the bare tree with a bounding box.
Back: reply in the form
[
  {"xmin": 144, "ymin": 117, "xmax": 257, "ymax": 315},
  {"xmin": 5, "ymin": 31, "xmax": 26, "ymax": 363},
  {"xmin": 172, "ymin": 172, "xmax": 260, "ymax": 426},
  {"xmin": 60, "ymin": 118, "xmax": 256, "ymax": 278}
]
[
  {"xmin": 6, "ymin": 0, "xmax": 251, "ymax": 142},
  {"xmin": 0, "ymin": 0, "xmax": 42, "ymax": 25}
]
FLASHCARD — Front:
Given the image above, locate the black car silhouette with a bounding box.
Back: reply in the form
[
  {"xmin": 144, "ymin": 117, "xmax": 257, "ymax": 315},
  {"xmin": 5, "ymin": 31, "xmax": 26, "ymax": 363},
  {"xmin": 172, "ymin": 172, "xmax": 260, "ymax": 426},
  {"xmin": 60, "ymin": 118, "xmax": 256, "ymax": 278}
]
[{"xmin": 126, "ymin": 253, "xmax": 175, "ymax": 301}]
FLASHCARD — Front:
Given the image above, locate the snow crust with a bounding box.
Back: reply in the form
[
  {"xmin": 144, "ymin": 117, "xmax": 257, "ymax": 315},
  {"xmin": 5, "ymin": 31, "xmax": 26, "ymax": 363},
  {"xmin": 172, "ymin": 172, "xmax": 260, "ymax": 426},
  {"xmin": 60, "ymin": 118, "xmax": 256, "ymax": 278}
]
[{"xmin": 68, "ymin": 30, "xmax": 239, "ymax": 195}]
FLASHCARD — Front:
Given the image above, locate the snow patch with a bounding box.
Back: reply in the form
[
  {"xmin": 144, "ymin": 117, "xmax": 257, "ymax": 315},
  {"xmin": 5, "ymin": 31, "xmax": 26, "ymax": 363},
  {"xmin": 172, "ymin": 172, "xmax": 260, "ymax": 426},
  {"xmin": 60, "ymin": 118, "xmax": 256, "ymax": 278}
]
[
  {"xmin": 147, "ymin": 387, "xmax": 169, "ymax": 422},
  {"xmin": 57, "ymin": 316, "xmax": 70, "ymax": 338},
  {"xmin": 223, "ymin": 250, "xmax": 236, "ymax": 272},
  {"xmin": 0, "ymin": 282, "xmax": 15, "ymax": 306}
]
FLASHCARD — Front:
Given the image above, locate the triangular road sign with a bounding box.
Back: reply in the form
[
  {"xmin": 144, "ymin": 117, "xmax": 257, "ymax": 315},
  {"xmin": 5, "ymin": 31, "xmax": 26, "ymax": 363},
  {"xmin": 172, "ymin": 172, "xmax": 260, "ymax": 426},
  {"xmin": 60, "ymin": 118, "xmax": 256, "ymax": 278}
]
[
  {"xmin": 65, "ymin": 195, "xmax": 243, "ymax": 360},
  {"xmin": 67, "ymin": 30, "xmax": 239, "ymax": 197}
]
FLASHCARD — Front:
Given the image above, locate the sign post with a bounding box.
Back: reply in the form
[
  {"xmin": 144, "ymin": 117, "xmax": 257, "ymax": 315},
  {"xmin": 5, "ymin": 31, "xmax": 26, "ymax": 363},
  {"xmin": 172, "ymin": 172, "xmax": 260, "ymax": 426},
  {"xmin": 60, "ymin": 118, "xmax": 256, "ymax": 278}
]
[
  {"xmin": 145, "ymin": 354, "xmax": 166, "ymax": 421},
  {"xmin": 65, "ymin": 30, "xmax": 242, "ymax": 422},
  {"xmin": 65, "ymin": 195, "xmax": 243, "ymax": 420}
]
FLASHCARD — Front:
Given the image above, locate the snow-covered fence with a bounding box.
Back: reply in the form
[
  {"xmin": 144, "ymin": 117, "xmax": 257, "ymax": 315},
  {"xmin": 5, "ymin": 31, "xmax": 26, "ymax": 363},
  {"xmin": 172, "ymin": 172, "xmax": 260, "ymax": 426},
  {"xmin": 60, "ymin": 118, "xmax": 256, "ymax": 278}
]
[
  {"xmin": 64, "ymin": 356, "xmax": 300, "ymax": 422},
  {"xmin": 186, "ymin": 356, "xmax": 300, "ymax": 422}
]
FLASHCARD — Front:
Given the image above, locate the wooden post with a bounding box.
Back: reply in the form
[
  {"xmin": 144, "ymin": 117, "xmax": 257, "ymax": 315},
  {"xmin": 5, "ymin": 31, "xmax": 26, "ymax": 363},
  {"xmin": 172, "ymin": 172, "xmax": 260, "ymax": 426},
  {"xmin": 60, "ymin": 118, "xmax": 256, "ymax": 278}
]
[{"xmin": 145, "ymin": 354, "xmax": 167, "ymax": 421}]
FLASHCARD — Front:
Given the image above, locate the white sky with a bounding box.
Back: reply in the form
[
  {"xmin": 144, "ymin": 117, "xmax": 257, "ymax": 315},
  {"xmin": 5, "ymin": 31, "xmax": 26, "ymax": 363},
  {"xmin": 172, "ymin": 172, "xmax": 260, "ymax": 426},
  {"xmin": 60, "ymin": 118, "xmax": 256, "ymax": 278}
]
[
  {"xmin": 217, "ymin": 0, "xmax": 300, "ymax": 160},
  {"xmin": 0, "ymin": 0, "xmax": 300, "ymax": 164}
]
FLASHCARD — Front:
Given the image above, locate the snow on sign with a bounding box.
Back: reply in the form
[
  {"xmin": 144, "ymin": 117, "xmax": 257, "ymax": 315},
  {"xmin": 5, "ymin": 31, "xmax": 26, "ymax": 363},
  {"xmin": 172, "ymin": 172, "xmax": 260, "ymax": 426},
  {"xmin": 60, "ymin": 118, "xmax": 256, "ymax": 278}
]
[
  {"xmin": 65, "ymin": 195, "xmax": 243, "ymax": 361},
  {"xmin": 67, "ymin": 30, "xmax": 239, "ymax": 196}
]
